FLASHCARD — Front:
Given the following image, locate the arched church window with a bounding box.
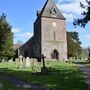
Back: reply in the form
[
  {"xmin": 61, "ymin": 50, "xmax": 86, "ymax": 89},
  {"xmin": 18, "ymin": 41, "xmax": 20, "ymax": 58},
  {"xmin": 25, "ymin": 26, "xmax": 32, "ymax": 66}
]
[{"xmin": 50, "ymin": 7, "xmax": 57, "ymax": 16}]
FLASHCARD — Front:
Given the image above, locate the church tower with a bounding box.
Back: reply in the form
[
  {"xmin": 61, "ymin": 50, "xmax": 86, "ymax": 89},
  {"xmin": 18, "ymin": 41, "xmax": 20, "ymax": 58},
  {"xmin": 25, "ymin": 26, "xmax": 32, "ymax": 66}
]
[{"xmin": 34, "ymin": 0, "xmax": 67, "ymax": 60}]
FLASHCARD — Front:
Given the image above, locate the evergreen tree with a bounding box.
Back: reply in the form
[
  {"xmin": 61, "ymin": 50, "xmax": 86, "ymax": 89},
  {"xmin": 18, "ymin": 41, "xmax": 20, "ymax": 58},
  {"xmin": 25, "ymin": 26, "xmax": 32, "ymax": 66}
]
[
  {"xmin": 0, "ymin": 13, "xmax": 15, "ymax": 60},
  {"xmin": 88, "ymin": 48, "xmax": 90, "ymax": 63},
  {"xmin": 67, "ymin": 31, "xmax": 82, "ymax": 59},
  {"xmin": 73, "ymin": 0, "xmax": 90, "ymax": 27}
]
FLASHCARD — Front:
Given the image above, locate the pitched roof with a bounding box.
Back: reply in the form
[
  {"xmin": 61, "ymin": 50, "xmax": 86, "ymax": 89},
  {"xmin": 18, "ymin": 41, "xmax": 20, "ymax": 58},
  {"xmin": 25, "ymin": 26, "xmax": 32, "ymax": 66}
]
[
  {"xmin": 13, "ymin": 43, "xmax": 23, "ymax": 50},
  {"xmin": 18, "ymin": 36, "xmax": 34, "ymax": 49},
  {"xmin": 38, "ymin": 0, "xmax": 66, "ymax": 20}
]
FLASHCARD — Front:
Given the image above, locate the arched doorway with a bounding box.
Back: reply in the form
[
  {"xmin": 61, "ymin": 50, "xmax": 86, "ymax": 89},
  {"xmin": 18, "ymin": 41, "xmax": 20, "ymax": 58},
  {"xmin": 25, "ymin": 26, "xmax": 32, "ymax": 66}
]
[{"xmin": 51, "ymin": 49, "xmax": 59, "ymax": 60}]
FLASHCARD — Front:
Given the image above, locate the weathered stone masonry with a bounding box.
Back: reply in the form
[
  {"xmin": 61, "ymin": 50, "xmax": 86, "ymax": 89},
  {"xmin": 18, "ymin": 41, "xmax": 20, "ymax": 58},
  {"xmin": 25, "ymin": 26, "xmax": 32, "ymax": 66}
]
[{"xmin": 17, "ymin": 0, "xmax": 67, "ymax": 61}]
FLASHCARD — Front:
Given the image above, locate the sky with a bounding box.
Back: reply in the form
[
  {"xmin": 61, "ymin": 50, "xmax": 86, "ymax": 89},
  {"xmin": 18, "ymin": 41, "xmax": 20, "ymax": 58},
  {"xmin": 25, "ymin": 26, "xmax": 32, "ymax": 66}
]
[{"xmin": 0, "ymin": 0, "xmax": 90, "ymax": 48}]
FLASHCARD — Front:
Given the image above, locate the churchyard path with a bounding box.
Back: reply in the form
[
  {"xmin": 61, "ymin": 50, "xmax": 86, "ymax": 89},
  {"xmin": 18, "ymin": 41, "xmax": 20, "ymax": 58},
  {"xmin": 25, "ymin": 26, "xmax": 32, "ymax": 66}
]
[
  {"xmin": 0, "ymin": 72, "xmax": 48, "ymax": 90},
  {"xmin": 76, "ymin": 63, "xmax": 90, "ymax": 90}
]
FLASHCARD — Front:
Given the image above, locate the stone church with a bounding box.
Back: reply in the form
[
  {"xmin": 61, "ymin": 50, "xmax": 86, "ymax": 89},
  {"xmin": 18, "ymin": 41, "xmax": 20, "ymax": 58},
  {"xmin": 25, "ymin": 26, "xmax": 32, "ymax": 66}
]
[{"xmin": 16, "ymin": 0, "xmax": 67, "ymax": 61}]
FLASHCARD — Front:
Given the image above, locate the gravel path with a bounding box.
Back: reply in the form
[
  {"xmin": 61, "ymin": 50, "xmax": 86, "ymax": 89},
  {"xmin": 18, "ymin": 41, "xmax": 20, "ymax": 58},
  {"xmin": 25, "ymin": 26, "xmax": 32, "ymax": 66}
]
[
  {"xmin": 76, "ymin": 64, "xmax": 90, "ymax": 90},
  {"xmin": 0, "ymin": 72, "xmax": 48, "ymax": 90}
]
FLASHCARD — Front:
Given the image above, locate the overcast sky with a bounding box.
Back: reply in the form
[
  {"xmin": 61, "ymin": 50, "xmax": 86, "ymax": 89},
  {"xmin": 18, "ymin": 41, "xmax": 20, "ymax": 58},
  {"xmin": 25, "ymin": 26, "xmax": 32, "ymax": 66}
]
[{"xmin": 0, "ymin": 0, "xmax": 90, "ymax": 48}]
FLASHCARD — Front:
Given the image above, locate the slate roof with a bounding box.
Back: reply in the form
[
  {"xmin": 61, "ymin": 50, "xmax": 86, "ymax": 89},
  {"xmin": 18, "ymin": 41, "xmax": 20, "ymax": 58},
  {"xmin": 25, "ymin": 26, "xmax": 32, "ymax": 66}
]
[
  {"xmin": 18, "ymin": 36, "xmax": 34, "ymax": 49},
  {"xmin": 13, "ymin": 43, "xmax": 23, "ymax": 50},
  {"xmin": 38, "ymin": 0, "xmax": 66, "ymax": 20}
]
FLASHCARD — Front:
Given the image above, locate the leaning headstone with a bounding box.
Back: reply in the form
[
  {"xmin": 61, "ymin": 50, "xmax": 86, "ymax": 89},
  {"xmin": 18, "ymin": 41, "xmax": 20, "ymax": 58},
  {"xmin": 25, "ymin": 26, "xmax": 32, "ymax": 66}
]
[{"xmin": 25, "ymin": 57, "xmax": 30, "ymax": 68}]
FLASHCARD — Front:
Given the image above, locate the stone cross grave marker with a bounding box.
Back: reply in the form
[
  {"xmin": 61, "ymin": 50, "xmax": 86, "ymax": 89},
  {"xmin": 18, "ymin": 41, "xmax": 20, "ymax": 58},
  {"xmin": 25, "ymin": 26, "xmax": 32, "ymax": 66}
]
[
  {"xmin": 41, "ymin": 54, "xmax": 46, "ymax": 68},
  {"xmin": 40, "ymin": 54, "xmax": 49, "ymax": 75}
]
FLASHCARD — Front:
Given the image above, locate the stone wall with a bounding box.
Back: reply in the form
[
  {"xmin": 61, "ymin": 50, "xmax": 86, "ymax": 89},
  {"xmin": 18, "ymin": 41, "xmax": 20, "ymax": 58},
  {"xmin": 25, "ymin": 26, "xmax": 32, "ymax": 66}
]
[
  {"xmin": 18, "ymin": 37, "xmax": 34, "ymax": 58},
  {"xmin": 33, "ymin": 18, "xmax": 41, "ymax": 58}
]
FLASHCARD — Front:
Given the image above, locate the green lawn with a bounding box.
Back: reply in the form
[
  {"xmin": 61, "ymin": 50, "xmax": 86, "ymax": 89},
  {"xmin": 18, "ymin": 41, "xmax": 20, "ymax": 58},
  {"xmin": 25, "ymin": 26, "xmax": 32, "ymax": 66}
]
[
  {"xmin": 81, "ymin": 62, "xmax": 90, "ymax": 68},
  {"xmin": 0, "ymin": 61, "xmax": 87, "ymax": 90},
  {"xmin": 85, "ymin": 63, "xmax": 90, "ymax": 68}
]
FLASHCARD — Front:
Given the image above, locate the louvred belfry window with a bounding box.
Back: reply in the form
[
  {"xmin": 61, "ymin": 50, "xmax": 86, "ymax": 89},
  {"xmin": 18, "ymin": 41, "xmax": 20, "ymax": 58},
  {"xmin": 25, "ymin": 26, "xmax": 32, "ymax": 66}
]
[{"xmin": 50, "ymin": 7, "xmax": 57, "ymax": 16}]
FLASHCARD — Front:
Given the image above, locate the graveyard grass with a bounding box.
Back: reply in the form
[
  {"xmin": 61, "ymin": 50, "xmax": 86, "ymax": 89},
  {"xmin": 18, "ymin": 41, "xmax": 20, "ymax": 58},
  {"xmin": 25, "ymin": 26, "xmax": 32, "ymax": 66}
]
[
  {"xmin": 85, "ymin": 63, "xmax": 90, "ymax": 68},
  {"xmin": 0, "ymin": 61, "xmax": 87, "ymax": 90}
]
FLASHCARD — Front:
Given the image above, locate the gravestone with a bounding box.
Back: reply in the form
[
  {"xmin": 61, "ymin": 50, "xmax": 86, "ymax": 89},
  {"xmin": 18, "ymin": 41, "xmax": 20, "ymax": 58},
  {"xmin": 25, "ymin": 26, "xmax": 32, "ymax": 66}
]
[
  {"xmin": 33, "ymin": 59, "xmax": 38, "ymax": 67},
  {"xmin": 15, "ymin": 58, "xmax": 19, "ymax": 65},
  {"xmin": 19, "ymin": 55, "xmax": 23, "ymax": 69},
  {"xmin": 8, "ymin": 58, "xmax": 13, "ymax": 64},
  {"xmin": 25, "ymin": 57, "xmax": 30, "ymax": 68},
  {"xmin": 8, "ymin": 60, "xmax": 13, "ymax": 63},
  {"xmin": 1, "ymin": 58, "xmax": 5, "ymax": 63},
  {"xmin": 22, "ymin": 57, "xmax": 26, "ymax": 68},
  {"xmin": 41, "ymin": 54, "xmax": 49, "ymax": 75},
  {"xmin": 15, "ymin": 58, "xmax": 20, "ymax": 68},
  {"xmin": 41, "ymin": 54, "xmax": 46, "ymax": 68},
  {"xmin": 30, "ymin": 59, "xmax": 34, "ymax": 70}
]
